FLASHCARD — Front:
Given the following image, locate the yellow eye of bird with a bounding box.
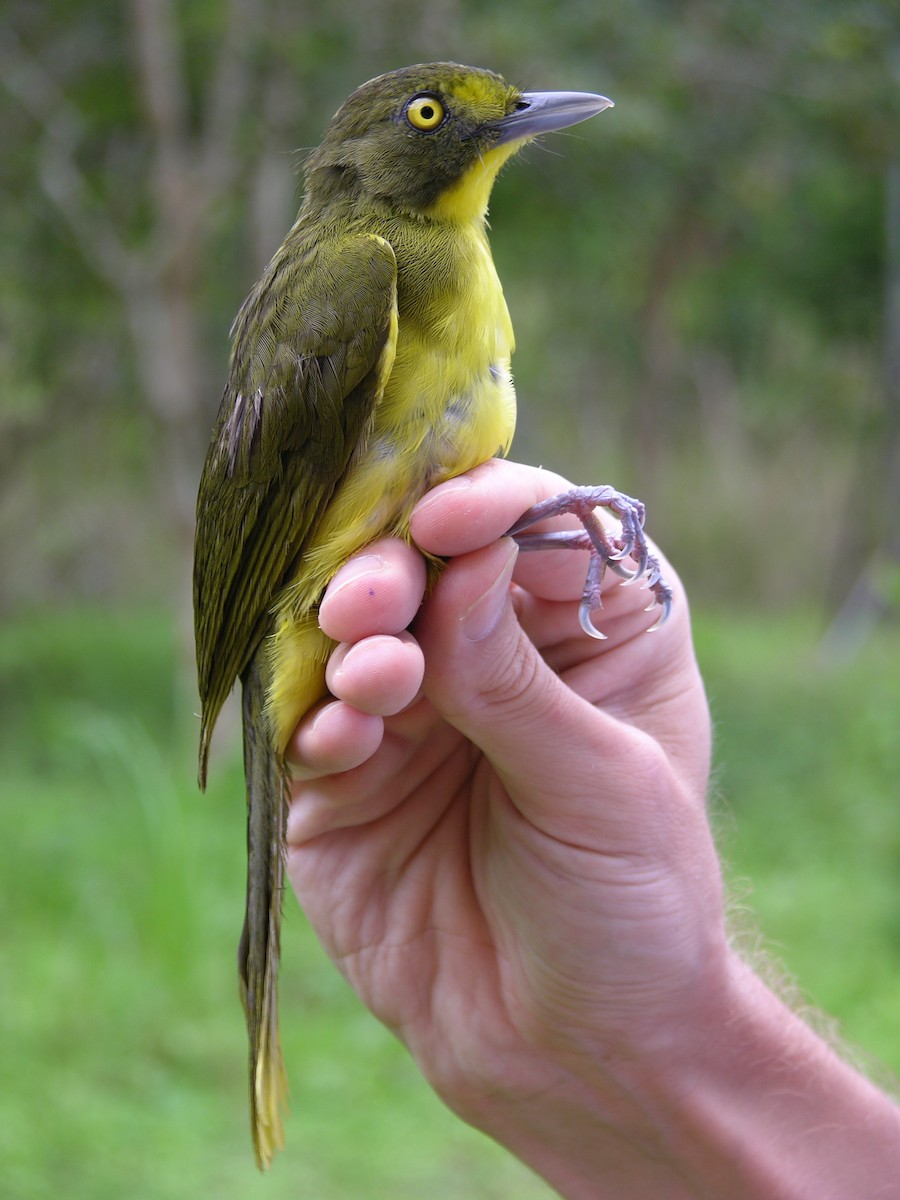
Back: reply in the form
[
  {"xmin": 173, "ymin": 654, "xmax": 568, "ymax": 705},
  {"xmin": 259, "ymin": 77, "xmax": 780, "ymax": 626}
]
[{"xmin": 405, "ymin": 93, "xmax": 446, "ymax": 132}]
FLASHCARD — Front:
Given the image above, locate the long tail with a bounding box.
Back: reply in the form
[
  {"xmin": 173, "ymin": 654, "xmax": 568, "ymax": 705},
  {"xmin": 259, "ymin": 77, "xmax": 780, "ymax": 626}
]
[{"xmin": 239, "ymin": 653, "xmax": 289, "ymax": 1170}]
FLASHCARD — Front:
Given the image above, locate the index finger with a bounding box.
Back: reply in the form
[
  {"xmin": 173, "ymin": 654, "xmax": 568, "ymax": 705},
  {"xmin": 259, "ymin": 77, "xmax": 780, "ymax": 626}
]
[
  {"xmin": 412, "ymin": 458, "xmax": 674, "ymax": 616},
  {"xmin": 410, "ymin": 459, "xmax": 573, "ymax": 557}
]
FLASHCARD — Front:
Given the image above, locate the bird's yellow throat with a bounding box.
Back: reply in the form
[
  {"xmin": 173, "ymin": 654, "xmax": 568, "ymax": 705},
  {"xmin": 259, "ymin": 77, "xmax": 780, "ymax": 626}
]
[{"xmin": 427, "ymin": 142, "xmax": 522, "ymax": 223}]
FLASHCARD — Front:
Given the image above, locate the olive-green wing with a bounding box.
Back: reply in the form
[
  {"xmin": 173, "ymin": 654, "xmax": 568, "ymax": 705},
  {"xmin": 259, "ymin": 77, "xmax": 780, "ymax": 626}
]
[{"xmin": 193, "ymin": 233, "xmax": 397, "ymax": 783}]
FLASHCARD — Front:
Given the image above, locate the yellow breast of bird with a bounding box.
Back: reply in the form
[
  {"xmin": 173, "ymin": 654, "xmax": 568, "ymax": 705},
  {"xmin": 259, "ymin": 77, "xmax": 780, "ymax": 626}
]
[
  {"xmin": 266, "ymin": 222, "xmax": 516, "ymax": 742},
  {"xmin": 291, "ymin": 221, "xmax": 516, "ymax": 604}
]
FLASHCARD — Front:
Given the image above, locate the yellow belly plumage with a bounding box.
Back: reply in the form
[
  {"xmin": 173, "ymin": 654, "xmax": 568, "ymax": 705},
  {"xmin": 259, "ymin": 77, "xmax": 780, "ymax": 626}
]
[{"xmin": 266, "ymin": 220, "xmax": 517, "ymax": 748}]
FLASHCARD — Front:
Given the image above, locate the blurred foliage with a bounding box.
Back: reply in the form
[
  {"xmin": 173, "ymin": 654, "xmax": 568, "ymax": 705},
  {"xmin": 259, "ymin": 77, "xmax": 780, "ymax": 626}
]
[
  {"xmin": 1, "ymin": 0, "xmax": 898, "ymax": 618},
  {"xmin": 0, "ymin": 605, "xmax": 897, "ymax": 1196}
]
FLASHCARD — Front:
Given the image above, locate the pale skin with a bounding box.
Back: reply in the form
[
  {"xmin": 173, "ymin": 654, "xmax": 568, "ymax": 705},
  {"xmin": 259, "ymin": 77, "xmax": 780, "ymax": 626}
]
[{"xmin": 285, "ymin": 458, "xmax": 900, "ymax": 1199}]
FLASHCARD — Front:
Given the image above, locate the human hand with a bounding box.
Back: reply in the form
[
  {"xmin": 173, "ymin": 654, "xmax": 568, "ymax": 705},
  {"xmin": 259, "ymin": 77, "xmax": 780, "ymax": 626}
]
[
  {"xmin": 285, "ymin": 457, "xmax": 724, "ymax": 1106},
  {"xmin": 284, "ymin": 458, "xmax": 900, "ymax": 1198}
]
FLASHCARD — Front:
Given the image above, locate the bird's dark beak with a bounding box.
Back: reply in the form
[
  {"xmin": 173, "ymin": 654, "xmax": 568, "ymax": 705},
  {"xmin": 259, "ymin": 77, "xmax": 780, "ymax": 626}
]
[{"xmin": 494, "ymin": 90, "xmax": 614, "ymax": 145}]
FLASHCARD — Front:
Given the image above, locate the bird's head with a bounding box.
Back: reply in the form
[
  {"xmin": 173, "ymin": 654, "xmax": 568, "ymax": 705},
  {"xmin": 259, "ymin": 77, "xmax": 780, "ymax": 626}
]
[{"xmin": 302, "ymin": 62, "xmax": 612, "ymax": 223}]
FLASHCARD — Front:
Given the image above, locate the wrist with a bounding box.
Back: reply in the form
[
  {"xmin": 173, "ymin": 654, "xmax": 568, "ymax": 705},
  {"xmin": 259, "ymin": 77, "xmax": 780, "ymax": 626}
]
[
  {"xmin": 454, "ymin": 950, "xmax": 900, "ymax": 1200},
  {"xmin": 644, "ymin": 952, "xmax": 900, "ymax": 1199}
]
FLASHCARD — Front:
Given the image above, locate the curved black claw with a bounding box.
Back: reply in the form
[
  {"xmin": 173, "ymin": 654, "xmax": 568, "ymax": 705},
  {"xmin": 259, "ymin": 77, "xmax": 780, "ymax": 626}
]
[{"xmin": 505, "ymin": 484, "xmax": 672, "ymax": 637}]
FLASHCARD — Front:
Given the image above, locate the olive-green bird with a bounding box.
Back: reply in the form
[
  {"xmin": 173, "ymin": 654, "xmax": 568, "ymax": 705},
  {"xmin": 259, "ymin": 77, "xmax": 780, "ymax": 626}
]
[{"xmin": 194, "ymin": 62, "xmax": 666, "ymax": 1170}]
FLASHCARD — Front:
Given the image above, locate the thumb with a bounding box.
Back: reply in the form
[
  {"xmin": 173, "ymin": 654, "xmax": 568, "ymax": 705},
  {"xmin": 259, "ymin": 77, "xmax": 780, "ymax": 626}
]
[{"xmin": 416, "ymin": 538, "xmax": 639, "ymax": 833}]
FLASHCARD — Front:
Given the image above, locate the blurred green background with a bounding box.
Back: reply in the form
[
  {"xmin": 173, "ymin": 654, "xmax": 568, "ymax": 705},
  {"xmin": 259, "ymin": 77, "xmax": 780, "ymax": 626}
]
[{"xmin": 1, "ymin": 1, "xmax": 898, "ymax": 1197}]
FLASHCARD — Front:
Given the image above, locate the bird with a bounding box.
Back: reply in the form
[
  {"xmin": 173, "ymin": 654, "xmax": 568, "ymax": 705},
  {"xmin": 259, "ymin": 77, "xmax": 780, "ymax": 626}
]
[{"xmin": 193, "ymin": 60, "xmax": 668, "ymax": 1169}]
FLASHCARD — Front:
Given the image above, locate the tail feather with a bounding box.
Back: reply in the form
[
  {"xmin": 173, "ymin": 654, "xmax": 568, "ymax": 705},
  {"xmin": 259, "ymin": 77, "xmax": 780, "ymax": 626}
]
[{"xmin": 240, "ymin": 654, "xmax": 289, "ymax": 1170}]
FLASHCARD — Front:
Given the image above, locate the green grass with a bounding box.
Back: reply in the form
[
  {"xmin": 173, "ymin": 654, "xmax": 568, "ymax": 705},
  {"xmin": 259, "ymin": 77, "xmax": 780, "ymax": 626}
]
[
  {"xmin": 1, "ymin": 606, "xmax": 898, "ymax": 1198},
  {"xmin": 695, "ymin": 614, "xmax": 900, "ymax": 1081},
  {"xmin": 0, "ymin": 610, "xmax": 552, "ymax": 1200}
]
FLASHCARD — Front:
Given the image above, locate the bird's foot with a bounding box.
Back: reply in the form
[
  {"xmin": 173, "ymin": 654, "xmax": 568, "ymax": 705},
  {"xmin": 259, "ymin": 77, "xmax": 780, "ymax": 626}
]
[{"xmin": 505, "ymin": 485, "xmax": 673, "ymax": 639}]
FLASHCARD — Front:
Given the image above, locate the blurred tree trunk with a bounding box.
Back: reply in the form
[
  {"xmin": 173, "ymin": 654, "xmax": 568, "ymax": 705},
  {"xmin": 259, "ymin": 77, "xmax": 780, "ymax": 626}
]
[
  {"xmin": 3, "ymin": 0, "xmax": 260, "ymax": 527},
  {"xmin": 886, "ymin": 158, "xmax": 900, "ymax": 568},
  {"xmin": 635, "ymin": 176, "xmax": 717, "ymax": 481},
  {"xmin": 2, "ymin": 1, "xmax": 262, "ymax": 682},
  {"xmin": 821, "ymin": 157, "xmax": 900, "ymax": 658},
  {"xmin": 126, "ymin": 0, "xmax": 259, "ymax": 554},
  {"xmin": 249, "ymin": 62, "xmax": 305, "ymax": 270}
]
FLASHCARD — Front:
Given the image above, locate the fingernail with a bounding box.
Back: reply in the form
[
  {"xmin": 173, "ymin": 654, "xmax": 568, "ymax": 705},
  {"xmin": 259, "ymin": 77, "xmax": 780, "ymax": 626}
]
[
  {"xmin": 461, "ymin": 541, "xmax": 518, "ymax": 643},
  {"xmin": 327, "ymin": 553, "xmax": 385, "ymax": 598},
  {"xmin": 413, "ymin": 474, "xmax": 473, "ymax": 516}
]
